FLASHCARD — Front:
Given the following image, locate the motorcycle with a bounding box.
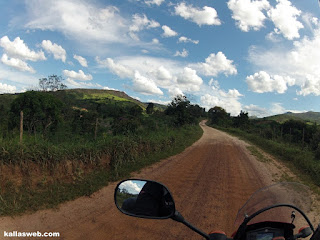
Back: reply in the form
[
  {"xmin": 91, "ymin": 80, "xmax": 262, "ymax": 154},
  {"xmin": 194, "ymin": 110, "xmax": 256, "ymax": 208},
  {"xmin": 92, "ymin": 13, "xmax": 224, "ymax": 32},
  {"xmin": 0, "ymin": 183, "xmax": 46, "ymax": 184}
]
[{"xmin": 114, "ymin": 179, "xmax": 320, "ymax": 240}]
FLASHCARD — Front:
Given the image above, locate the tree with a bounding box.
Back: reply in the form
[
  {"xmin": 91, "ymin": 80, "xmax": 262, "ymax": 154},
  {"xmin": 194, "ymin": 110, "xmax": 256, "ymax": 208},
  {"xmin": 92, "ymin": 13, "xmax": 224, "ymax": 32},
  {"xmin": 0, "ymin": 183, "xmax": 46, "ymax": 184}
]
[
  {"xmin": 233, "ymin": 110, "xmax": 249, "ymax": 128},
  {"xmin": 208, "ymin": 106, "xmax": 232, "ymax": 127},
  {"xmin": 146, "ymin": 103, "xmax": 154, "ymax": 114},
  {"xmin": 39, "ymin": 75, "xmax": 67, "ymax": 92},
  {"xmin": 10, "ymin": 91, "xmax": 63, "ymax": 135},
  {"xmin": 165, "ymin": 95, "xmax": 191, "ymax": 126}
]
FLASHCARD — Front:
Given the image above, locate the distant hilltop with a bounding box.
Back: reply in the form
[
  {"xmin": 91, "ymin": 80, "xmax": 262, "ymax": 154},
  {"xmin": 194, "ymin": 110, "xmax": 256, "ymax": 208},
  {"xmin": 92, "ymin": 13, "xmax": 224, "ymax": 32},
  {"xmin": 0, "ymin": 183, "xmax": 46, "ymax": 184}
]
[{"xmin": 264, "ymin": 111, "xmax": 320, "ymax": 124}]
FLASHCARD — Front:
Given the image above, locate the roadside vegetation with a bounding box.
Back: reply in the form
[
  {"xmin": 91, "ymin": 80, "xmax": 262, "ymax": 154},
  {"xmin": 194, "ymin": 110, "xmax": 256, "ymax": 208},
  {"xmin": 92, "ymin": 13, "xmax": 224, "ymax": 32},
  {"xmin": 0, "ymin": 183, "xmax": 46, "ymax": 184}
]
[
  {"xmin": 206, "ymin": 106, "xmax": 320, "ymax": 189},
  {"xmin": 0, "ymin": 77, "xmax": 205, "ymax": 216}
]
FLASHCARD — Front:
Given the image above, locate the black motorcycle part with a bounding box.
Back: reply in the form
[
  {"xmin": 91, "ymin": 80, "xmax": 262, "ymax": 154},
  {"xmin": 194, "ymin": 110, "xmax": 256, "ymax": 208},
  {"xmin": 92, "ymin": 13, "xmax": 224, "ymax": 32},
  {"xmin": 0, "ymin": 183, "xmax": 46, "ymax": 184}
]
[{"xmin": 209, "ymin": 232, "xmax": 227, "ymax": 240}]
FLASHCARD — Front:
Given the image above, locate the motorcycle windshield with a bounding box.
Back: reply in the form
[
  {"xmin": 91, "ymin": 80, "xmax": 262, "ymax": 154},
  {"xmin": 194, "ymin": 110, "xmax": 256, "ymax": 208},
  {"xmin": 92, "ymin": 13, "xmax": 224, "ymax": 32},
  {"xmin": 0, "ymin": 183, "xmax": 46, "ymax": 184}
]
[{"xmin": 234, "ymin": 182, "xmax": 313, "ymax": 230}]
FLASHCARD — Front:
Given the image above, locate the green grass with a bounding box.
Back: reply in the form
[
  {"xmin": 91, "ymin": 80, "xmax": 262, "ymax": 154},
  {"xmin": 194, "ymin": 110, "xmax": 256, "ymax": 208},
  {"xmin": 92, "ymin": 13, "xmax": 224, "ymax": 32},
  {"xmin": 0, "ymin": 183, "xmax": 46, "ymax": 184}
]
[
  {"xmin": 82, "ymin": 93, "xmax": 129, "ymax": 102},
  {"xmin": 247, "ymin": 145, "xmax": 270, "ymax": 163},
  {"xmin": 214, "ymin": 126, "xmax": 320, "ymax": 191},
  {"xmin": 0, "ymin": 124, "xmax": 203, "ymax": 216}
]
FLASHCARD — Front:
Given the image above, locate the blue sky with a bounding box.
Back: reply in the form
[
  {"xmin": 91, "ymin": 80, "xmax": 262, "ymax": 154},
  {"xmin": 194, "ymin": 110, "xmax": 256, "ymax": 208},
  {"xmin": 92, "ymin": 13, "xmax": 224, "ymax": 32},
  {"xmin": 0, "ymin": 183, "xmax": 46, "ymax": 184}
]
[{"xmin": 0, "ymin": 0, "xmax": 319, "ymax": 116}]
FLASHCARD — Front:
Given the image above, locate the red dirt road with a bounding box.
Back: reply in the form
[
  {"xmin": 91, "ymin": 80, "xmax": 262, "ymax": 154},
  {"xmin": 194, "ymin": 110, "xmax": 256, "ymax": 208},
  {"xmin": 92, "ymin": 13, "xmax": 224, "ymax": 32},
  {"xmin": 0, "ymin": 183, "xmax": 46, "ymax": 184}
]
[{"xmin": 0, "ymin": 122, "xmax": 276, "ymax": 239}]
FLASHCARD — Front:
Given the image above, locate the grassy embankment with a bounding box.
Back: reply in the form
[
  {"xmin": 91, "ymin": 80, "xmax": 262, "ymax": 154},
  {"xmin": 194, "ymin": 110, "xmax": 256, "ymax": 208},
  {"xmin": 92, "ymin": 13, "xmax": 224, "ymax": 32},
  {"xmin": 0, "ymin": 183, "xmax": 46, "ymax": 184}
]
[
  {"xmin": 0, "ymin": 124, "xmax": 202, "ymax": 216},
  {"xmin": 211, "ymin": 126, "xmax": 320, "ymax": 192},
  {"xmin": 0, "ymin": 89, "xmax": 203, "ymax": 216}
]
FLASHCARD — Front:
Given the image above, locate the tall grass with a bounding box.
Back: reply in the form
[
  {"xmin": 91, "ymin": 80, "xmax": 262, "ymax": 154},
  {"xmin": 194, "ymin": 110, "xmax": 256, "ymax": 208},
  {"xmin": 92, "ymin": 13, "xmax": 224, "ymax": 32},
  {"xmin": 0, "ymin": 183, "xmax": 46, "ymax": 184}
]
[
  {"xmin": 218, "ymin": 127, "xmax": 320, "ymax": 187},
  {"xmin": 0, "ymin": 124, "xmax": 203, "ymax": 216}
]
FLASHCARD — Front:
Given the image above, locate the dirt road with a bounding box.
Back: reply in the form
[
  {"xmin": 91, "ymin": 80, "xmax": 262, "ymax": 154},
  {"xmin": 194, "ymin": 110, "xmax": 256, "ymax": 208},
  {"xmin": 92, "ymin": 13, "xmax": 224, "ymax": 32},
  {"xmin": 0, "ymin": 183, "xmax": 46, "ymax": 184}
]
[{"xmin": 0, "ymin": 122, "xmax": 289, "ymax": 239}]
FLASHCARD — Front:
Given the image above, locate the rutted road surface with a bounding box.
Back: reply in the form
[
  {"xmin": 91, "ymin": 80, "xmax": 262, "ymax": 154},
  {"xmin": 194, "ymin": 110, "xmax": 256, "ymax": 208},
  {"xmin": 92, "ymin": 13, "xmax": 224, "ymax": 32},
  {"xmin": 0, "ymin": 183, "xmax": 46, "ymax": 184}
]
[{"xmin": 0, "ymin": 122, "xmax": 281, "ymax": 239}]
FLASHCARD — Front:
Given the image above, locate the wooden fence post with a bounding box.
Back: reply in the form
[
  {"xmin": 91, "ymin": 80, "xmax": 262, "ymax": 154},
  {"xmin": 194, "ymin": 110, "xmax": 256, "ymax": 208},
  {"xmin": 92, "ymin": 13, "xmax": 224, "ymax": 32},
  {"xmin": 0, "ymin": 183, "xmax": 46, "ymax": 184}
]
[
  {"xmin": 20, "ymin": 110, "xmax": 23, "ymax": 144},
  {"xmin": 94, "ymin": 118, "xmax": 98, "ymax": 140}
]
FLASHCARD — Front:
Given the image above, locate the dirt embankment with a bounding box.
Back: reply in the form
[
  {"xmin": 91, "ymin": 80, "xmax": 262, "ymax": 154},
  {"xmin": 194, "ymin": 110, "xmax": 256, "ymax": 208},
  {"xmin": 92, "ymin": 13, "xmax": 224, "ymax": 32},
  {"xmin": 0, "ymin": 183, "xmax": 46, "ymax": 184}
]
[{"xmin": 0, "ymin": 122, "xmax": 318, "ymax": 239}]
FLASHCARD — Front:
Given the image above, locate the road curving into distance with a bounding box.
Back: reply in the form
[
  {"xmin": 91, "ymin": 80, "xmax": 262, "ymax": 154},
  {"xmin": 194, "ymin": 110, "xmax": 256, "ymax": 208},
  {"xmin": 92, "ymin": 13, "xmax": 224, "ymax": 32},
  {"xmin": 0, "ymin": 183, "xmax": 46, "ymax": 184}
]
[{"xmin": 0, "ymin": 121, "xmax": 298, "ymax": 239}]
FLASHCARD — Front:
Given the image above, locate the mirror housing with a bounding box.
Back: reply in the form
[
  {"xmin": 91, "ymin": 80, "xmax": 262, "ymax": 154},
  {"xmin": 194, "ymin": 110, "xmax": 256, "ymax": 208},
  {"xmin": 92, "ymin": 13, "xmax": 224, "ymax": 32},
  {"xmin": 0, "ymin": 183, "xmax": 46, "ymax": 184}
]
[{"xmin": 114, "ymin": 179, "xmax": 176, "ymax": 219}]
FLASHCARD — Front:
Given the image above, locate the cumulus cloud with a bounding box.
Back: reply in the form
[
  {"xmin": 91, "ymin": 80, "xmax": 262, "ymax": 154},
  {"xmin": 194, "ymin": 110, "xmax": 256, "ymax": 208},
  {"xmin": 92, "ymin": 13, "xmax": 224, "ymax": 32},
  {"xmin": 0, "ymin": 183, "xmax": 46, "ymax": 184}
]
[
  {"xmin": 0, "ymin": 82, "xmax": 17, "ymax": 94},
  {"xmin": 41, "ymin": 40, "xmax": 66, "ymax": 62},
  {"xmin": 73, "ymin": 54, "xmax": 88, "ymax": 67},
  {"xmin": 248, "ymin": 25, "xmax": 320, "ymax": 96},
  {"xmin": 132, "ymin": 71, "xmax": 163, "ymax": 95},
  {"xmin": 129, "ymin": 14, "xmax": 160, "ymax": 40},
  {"xmin": 24, "ymin": 0, "xmax": 130, "ymax": 51},
  {"xmin": 63, "ymin": 69, "xmax": 93, "ymax": 81},
  {"xmin": 65, "ymin": 78, "xmax": 101, "ymax": 88},
  {"xmin": 246, "ymin": 71, "xmax": 295, "ymax": 94},
  {"xmin": 174, "ymin": 2, "xmax": 221, "ymax": 26},
  {"xmin": 0, "ymin": 36, "xmax": 46, "ymax": 61},
  {"xmin": 153, "ymin": 66, "xmax": 173, "ymax": 82},
  {"xmin": 191, "ymin": 52, "xmax": 237, "ymax": 76},
  {"xmin": 162, "ymin": 25, "xmax": 178, "ymax": 37},
  {"xmin": 227, "ymin": 0, "xmax": 270, "ymax": 32},
  {"xmin": 1, "ymin": 54, "xmax": 35, "ymax": 73},
  {"xmin": 103, "ymin": 86, "xmax": 119, "ymax": 91},
  {"xmin": 0, "ymin": 63, "xmax": 39, "ymax": 88},
  {"xmin": 168, "ymin": 87, "xmax": 184, "ymax": 98},
  {"xmin": 97, "ymin": 55, "xmax": 239, "ymax": 96},
  {"xmin": 178, "ymin": 36, "xmax": 199, "ymax": 44},
  {"xmin": 243, "ymin": 104, "xmax": 269, "ymax": 117},
  {"xmin": 152, "ymin": 38, "xmax": 160, "ymax": 44},
  {"xmin": 174, "ymin": 49, "xmax": 188, "ymax": 57},
  {"xmin": 201, "ymin": 90, "xmax": 243, "ymax": 116},
  {"xmin": 270, "ymin": 102, "xmax": 286, "ymax": 115},
  {"xmin": 177, "ymin": 67, "xmax": 203, "ymax": 91},
  {"xmin": 267, "ymin": 0, "xmax": 303, "ymax": 40},
  {"xmin": 144, "ymin": 0, "xmax": 164, "ymax": 6},
  {"xmin": 96, "ymin": 57, "xmax": 134, "ymax": 79}
]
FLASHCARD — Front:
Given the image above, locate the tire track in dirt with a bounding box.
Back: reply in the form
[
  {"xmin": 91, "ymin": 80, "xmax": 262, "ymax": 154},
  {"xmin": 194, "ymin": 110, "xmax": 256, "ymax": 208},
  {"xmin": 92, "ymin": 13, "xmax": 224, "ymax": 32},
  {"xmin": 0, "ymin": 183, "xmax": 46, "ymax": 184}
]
[{"xmin": 0, "ymin": 122, "xmax": 279, "ymax": 239}]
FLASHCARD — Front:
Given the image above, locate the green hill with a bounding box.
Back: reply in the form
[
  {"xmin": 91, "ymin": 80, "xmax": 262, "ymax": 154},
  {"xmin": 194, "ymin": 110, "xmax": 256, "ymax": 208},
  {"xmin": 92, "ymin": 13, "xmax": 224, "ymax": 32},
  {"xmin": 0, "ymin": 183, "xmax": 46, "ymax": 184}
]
[
  {"xmin": 0, "ymin": 89, "xmax": 147, "ymax": 111},
  {"xmin": 264, "ymin": 111, "xmax": 320, "ymax": 124}
]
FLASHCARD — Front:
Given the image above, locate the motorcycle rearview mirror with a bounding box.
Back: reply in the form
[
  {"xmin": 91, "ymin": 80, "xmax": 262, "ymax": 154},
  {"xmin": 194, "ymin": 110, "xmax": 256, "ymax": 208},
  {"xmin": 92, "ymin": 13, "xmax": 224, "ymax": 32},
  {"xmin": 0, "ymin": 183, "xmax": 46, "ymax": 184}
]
[
  {"xmin": 114, "ymin": 179, "xmax": 211, "ymax": 240},
  {"xmin": 114, "ymin": 179, "xmax": 176, "ymax": 219}
]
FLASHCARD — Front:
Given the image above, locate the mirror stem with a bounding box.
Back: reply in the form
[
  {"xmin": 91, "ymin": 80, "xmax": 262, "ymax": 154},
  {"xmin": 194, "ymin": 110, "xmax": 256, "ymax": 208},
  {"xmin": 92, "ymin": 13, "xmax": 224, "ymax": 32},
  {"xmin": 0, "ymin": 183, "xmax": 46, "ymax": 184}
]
[{"xmin": 172, "ymin": 211, "xmax": 210, "ymax": 240}]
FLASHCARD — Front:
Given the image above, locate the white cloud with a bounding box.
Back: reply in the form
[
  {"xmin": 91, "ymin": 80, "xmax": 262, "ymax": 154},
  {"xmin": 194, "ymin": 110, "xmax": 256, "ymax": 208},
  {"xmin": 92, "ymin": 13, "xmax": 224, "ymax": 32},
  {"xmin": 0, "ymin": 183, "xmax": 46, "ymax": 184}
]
[
  {"xmin": 0, "ymin": 36, "xmax": 46, "ymax": 61},
  {"xmin": 267, "ymin": 0, "xmax": 303, "ymax": 40},
  {"xmin": 270, "ymin": 102, "xmax": 285, "ymax": 115},
  {"xmin": 227, "ymin": 0, "xmax": 270, "ymax": 32},
  {"xmin": 1, "ymin": 54, "xmax": 35, "ymax": 73},
  {"xmin": 201, "ymin": 91, "xmax": 242, "ymax": 116},
  {"xmin": 174, "ymin": 48, "xmax": 188, "ymax": 57},
  {"xmin": 65, "ymin": 78, "xmax": 101, "ymax": 88},
  {"xmin": 178, "ymin": 36, "xmax": 199, "ymax": 44},
  {"xmin": 144, "ymin": 0, "xmax": 164, "ymax": 6},
  {"xmin": 96, "ymin": 57, "xmax": 134, "ymax": 79},
  {"xmin": 98, "ymin": 55, "xmax": 235, "ymax": 97},
  {"xmin": 153, "ymin": 66, "xmax": 173, "ymax": 82},
  {"xmin": 177, "ymin": 67, "xmax": 203, "ymax": 91},
  {"xmin": 103, "ymin": 86, "xmax": 119, "ymax": 91},
  {"xmin": 132, "ymin": 71, "xmax": 163, "ymax": 95},
  {"xmin": 102, "ymin": 56, "xmax": 181, "ymax": 90},
  {"xmin": 152, "ymin": 38, "xmax": 160, "ymax": 44},
  {"xmin": 41, "ymin": 40, "xmax": 66, "ymax": 62},
  {"xmin": 191, "ymin": 52, "xmax": 237, "ymax": 76},
  {"xmin": 63, "ymin": 69, "xmax": 93, "ymax": 81},
  {"xmin": 246, "ymin": 71, "xmax": 295, "ymax": 94},
  {"xmin": 129, "ymin": 14, "xmax": 160, "ymax": 40},
  {"xmin": 147, "ymin": 98, "xmax": 170, "ymax": 105},
  {"xmin": 243, "ymin": 104, "xmax": 269, "ymax": 117},
  {"xmin": 162, "ymin": 25, "xmax": 178, "ymax": 37},
  {"xmin": 0, "ymin": 82, "xmax": 17, "ymax": 93},
  {"xmin": 174, "ymin": 2, "xmax": 221, "ymax": 26},
  {"xmin": 248, "ymin": 26, "xmax": 320, "ymax": 95},
  {"xmin": 24, "ymin": 0, "xmax": 130, "ymax": 50},
  {"xmin": 168, "ymin": 87, "xmax": 184, "ymax": 98},
  {"xmin": 73, "ymin": 54, "xmax": 88, "ymax": 67}
]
